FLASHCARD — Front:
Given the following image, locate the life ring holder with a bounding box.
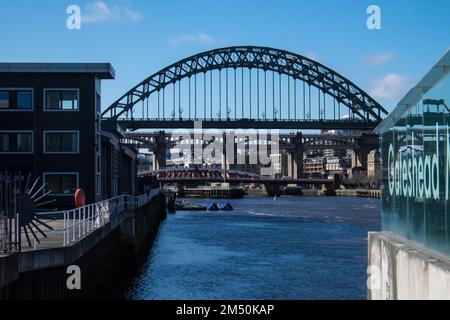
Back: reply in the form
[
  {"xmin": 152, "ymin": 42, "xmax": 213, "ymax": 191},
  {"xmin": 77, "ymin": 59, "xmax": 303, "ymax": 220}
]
[{"xmin": 75, "ymin": 188, "xmax": 86, "ymax": 208}]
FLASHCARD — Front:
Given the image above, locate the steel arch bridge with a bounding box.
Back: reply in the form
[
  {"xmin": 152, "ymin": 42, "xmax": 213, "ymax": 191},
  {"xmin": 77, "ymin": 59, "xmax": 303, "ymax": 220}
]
[{"xmin": 102, "ymin": 46, "xmax": 387, "ymax": 131}]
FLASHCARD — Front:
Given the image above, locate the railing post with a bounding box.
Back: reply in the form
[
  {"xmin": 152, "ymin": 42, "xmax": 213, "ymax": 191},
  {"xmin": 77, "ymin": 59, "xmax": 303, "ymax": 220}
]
[
  {"xmin": 89, "ymin": 205, "xmax": 92, "ymax": 231},
  {"xmin": 82, "ymin": 207, "xmax": 85, "ymax": 236},
  {"xmin": 16, "ymin": 213, "xmax": 21, "ymax": 252},
  {"xmin": 95, "ymin": 204, "xmax": 99, "ymax": 229},
  {"xmin": 78, "ymin": 208, "xmax": 81, "ymax": 238},
  {"xmin": 63, "ymin": 211, "xmax": 67, "ymax": 246},
  {"xmin": 72, "ymin": 210, "xmax": 75, "ymax": 242}
]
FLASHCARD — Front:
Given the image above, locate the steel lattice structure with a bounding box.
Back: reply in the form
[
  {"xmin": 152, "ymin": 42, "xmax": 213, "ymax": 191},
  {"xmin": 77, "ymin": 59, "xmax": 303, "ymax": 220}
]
[
  {"xmin": 102, "ymin": 46, "xmax": 387, "ymax": 129},
  {"xmin": 142, "ymin": 168, "xmax": 333, "ymax": 186}
]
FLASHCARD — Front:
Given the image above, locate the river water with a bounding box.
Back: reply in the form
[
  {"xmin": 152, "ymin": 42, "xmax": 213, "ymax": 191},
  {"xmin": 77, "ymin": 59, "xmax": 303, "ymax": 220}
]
[{"xmin": 118, "ymin": 196, "xmax": 381, "ymax": 300}]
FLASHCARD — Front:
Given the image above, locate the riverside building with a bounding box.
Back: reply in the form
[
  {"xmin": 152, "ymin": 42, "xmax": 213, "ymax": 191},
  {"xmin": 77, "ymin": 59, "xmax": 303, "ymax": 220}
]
[{"xmin": 0, "ymin": 63, "xmax": 138, "ymax": 209}]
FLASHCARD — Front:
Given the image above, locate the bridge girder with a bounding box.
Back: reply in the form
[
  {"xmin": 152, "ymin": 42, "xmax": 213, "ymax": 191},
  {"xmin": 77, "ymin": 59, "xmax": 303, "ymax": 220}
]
[
  {"xmin": 144, "ymin": 168, "xmax": 333, "ymax": 186},
  {"xmin": 125, "ymin": 132, "xmax": 376, "ymax": 152},
  {"xmin": 114, "ymin": 119, "xmax": 380, "ymax": 131},
  {"xmin": 102, "ymin": 46, "xmax": 388, "ymax": 125}
]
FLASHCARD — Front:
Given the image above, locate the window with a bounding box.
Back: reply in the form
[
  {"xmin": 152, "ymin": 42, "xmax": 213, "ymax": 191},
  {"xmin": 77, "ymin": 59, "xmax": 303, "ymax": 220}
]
[
  {"xmin": 0, "ymin": 131, "xmax": 33, "ymax": 153},
  {"xmin": 17, "ymin": 91, "xmax": 32, "ymax": 109},
  {"xmin": 0, "ymin": 91, "xmax": 9, "ymax": 109},
  {"xmin": 44, "ymin": 131, "xmax": 79, "ymax": 153},
  {"xmin": 0, "ymin": 89, "xmax": 33, "ymax": 110},
  {"xmin": 44, "ymin": 89, "xmax": 79, "ymax": 111},
  {"xmin": 0, "ymin": 134, "xmax": 9, "ymax": 151},
  {"xmin": 44, "ymin": 173, "xmax": 78, "ymax": 195}
]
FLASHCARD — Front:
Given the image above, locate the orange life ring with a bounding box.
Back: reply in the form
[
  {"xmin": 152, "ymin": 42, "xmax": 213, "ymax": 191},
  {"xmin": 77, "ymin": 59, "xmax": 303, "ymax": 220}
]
[{"xmin": 75, "ymin": 189, "xmax": 86, "ymax": 208}]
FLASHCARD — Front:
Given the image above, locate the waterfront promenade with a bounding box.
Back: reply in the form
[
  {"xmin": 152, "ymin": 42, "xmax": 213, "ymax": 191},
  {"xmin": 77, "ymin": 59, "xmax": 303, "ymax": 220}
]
[{"xmin": 0, "ymin": 190, "xmax": 167, "ymax": 299}]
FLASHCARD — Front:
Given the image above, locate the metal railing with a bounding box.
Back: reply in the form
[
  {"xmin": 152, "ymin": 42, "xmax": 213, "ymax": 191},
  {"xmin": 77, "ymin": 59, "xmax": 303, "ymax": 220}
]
[
  {"xmin": 0, "ymin": 172, "xmax": 23, "ymax": 254},
  {"xmin": 0, "ymin": 213, "xmax": 20, "ymax": 254},
  {"xmin": 25, "ymin": 190, "xmax": 159, "ymax": 250}
]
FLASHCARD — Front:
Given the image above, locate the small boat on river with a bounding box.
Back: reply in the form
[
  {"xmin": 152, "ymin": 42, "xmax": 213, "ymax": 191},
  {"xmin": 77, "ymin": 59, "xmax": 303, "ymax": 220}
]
[
  {"xmin": 220, "ymin": 203, "xmax": 234, "ymax": 211},
  {"xmin": 208, "ymin": 203, "xmax": 220, "ymax": 211},
  {"xmin": 175, "ymin": 201, "xmax": 207, "ymax": 211},
  {"xmin": 209, "ymin": 202, "xmax": 234, "ymax": 212}
]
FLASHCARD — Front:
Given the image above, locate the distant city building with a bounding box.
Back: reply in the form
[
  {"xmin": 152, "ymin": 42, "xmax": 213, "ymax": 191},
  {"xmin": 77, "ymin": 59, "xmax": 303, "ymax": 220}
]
[
  {"xmin": 303, "ymin": 157, "xmax": 325, "ymax": 177},
  {"xmin": 323, "ymin": 148, "xmax": 348, "ymax": 160},
  {"xmin": 367, "ymin": 150, "xmax": 380, "ymax": 178},
  {"xmin": 270, "ymin": 154, "xmax": 282, "ymax": 175},
  {"xmin": 325, "ymin": 157, "xmax": 351, "ymax": 176},
  {"xmin": 270, "ymin": 152, "xmax": 288, "ymax": 176},
  {"xmin": 322, "ymin": 127, "xmax": 353, "ymax": 166}
]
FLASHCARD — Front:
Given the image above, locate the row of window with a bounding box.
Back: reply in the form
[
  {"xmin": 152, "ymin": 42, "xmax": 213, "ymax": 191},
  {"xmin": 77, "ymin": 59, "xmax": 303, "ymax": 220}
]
[
  {"xmin": 0, "ymin": 89, "xmax": 79, "ymax": 111},
  {"xmin": 0, "ymin": 131, "xmax": 79, "ymax": 154}
]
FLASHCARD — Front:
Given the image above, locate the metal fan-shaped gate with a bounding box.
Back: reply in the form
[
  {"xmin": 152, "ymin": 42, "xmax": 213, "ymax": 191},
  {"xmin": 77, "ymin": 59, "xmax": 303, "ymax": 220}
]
[{"xmin": 0, "ymin": 172, "xmax": 55, "ymax": 251}]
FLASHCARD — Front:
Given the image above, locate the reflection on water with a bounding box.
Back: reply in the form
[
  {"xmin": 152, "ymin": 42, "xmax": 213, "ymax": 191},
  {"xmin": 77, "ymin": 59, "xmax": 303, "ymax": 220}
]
[{"xmin": 118, "ymin": 196, "xmax": 381, "ymax": 300}]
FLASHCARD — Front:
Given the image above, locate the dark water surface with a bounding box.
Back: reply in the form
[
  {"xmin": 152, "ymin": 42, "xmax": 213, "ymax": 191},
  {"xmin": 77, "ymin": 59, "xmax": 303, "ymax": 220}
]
[{"xmin": 119, "ymin": 196, "xmax": 381, "ymax": 300}]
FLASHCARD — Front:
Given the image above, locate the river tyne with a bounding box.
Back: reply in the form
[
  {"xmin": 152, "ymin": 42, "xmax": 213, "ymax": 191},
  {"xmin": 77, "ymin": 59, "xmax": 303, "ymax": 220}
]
[{"xmin": 116, "ymin": 196, "xmax": 381, "ymax": 300}]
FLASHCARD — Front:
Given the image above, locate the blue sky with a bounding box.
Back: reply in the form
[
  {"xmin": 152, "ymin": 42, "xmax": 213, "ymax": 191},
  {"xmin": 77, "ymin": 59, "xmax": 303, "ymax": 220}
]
[{"xmin": 0, "ymin": 0, "xmax": 449, "ymax": 112}]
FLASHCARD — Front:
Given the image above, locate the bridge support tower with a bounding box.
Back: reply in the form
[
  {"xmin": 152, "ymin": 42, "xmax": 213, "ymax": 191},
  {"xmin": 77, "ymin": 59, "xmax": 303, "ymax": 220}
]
[
  {"xmin": 152, "ymin": 131, "xmax": 167, "ymax": 170},
  {"xmin": 352, "ymin": 134, "xmax": 380, "ymax": 171},
  {"xmin": 287, "ymin": 133, "xmax": 304, "ymax": 179}
]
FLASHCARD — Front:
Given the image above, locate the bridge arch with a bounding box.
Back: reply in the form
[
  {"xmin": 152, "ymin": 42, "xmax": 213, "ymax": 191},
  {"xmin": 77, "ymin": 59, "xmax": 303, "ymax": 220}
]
[{"xmin": 103, "ymin": 46, "xmax": 387, "ymax": 129}]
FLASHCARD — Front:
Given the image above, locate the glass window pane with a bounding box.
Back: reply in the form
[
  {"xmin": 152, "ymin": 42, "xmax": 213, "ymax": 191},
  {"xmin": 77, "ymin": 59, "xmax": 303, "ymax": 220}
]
[
  {"xmin": 45, "ymin": 133, "xmax": 61, "ymax": 152},
  {"xmin": 0, "ymin": 134, "xmax": 9, "ymax": 151},
  {"xmin": 61, "ymin": 175, "xmax": 77, "ymax": 194},
  {"xmin": 45, "ymin": 174, "xmax": 77, "ymax": 195},
  {"xmin": 17, "ymin": 133, "xmax": 32, "ymax": 152},
  {"xmin": 46, "ymin": 91, "xmax": 61, "ymax": 109},
  {"xmin": 17, "ymin": 91, "xmax": 32, "ymax": 109},
  {"xmin": 0, "ymin": 91, "xmax": 10, "ymax": 109},
  {"xmin": 61, "ymin": 133, "xmax": 78, "ymax": 152},
  {"xmin": 381, "ymin": 72, "xmax": 450, "ymax": 257},
  {"xmin": 45, "ymin": 176, "xmax": 61, "ymax": 194},
  {"xmin": 45, "ymin": 132, "xmax": 78, "ymax": 152},
  {"xmin": 62, "ymin": 90, "xmax": 78, "ymax": 110}
]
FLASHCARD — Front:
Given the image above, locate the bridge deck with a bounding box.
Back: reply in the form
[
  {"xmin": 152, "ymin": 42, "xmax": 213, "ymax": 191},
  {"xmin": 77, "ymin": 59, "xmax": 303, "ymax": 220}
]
[{"xmin": 114, "ymin": 119, "xmax": 379, "ymax": 131}]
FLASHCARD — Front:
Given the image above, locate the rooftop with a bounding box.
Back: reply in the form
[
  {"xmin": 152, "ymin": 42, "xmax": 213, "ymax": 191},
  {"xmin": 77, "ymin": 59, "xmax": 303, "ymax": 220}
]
[
  {"xmin": 375, "ymin": 48, "xmax": 450, "ymax": 134},
  {"xmin": 0, "ymin": 63, "xmax": 115, "ymax": 79}
]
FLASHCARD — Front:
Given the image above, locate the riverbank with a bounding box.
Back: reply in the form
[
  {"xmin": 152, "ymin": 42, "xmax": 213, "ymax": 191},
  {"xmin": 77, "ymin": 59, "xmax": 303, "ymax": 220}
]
[
  {"xmin": 248, "ymin": 188, "xmax": 381, "ymax": 199},
  {"xmin": 336, "ymin": 189, "xmax": 381, "ymax": 199},
  {"xmin": 303, "ymin": 189, "xmax": 381, "ymax": 199}
]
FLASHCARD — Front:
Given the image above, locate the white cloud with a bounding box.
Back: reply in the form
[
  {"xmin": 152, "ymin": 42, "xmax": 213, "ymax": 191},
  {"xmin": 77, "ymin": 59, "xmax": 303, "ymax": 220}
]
[
  {"xmin": 169, "ymin": 33, "xmax": 215, "ymax": 47},
  {"xmin": 363, "ymin": 52, "xmax": 395, "ymax": 66},
  {"xmin": 369, "ymin": 73, "xmax": 412, "ymax": 101},
  {"xmin": 82, "ymin": 1, "xmax": 143, "ymax": 24}
]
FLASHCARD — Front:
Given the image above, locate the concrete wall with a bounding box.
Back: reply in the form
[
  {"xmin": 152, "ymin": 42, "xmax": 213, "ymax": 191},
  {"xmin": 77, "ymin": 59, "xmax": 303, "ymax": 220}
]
[{"xmin": 368, "ymin": 232, "xmax": 450, "ymax": 300}]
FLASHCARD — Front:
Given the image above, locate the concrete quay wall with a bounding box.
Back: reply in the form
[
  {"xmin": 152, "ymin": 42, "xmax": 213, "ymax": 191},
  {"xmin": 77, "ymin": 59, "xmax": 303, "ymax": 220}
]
[{"xmin": 368, "ymin": 232, "xmax": 450, "ymax": 300}]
